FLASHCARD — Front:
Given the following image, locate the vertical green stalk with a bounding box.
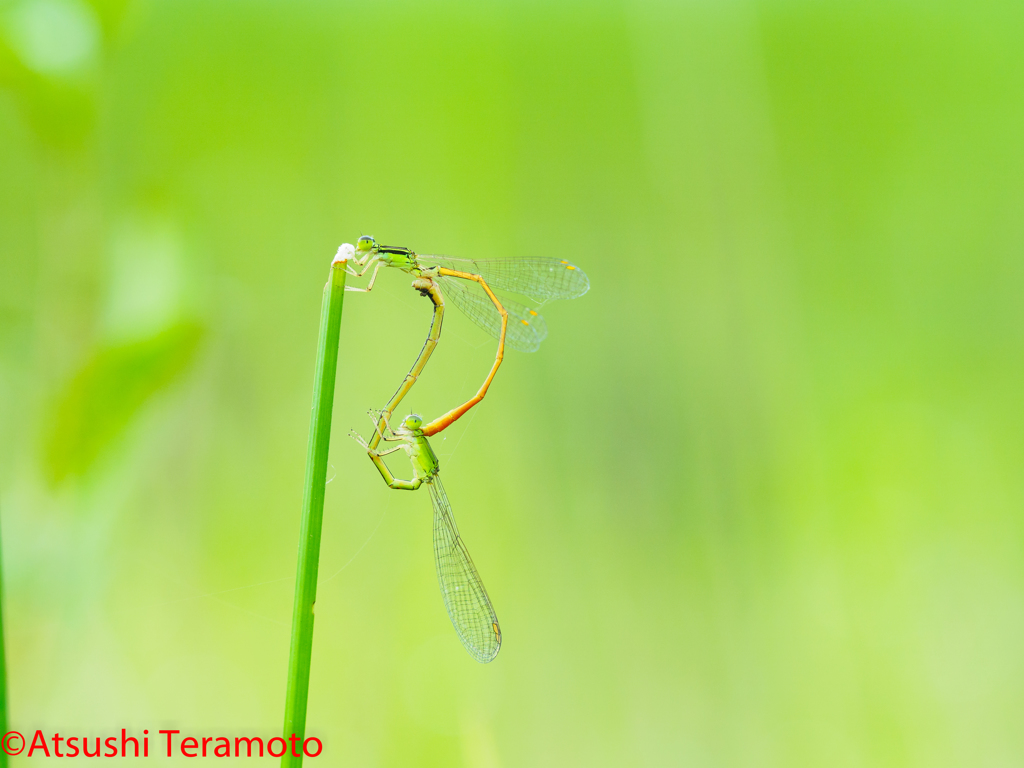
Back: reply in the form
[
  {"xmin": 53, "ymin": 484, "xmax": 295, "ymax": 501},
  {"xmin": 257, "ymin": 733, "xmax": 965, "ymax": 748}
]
[{"xmin": 281, "ymin": 251, "xmax": 349, "ymax": 768}]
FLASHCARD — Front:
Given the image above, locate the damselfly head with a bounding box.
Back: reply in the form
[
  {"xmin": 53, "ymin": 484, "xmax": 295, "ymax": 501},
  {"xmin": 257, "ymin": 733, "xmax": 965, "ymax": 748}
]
[
  {"xmin": 402, "ymin": 413, "xmax": 423, "ymax": 430},
  {"xmin": 356, "ymin": 235, "xmax": 377, "ymax": 255}
]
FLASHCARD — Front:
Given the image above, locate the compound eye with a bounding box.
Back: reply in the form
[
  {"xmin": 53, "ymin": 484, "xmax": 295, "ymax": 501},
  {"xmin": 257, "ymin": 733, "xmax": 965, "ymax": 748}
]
[
  {"xmin": 405, "ymin": 414, "xmax": 423, "ymax": 429},
  {"xmin": 356, "ymin": 235, "xmax": 375, "ymax": 251}
]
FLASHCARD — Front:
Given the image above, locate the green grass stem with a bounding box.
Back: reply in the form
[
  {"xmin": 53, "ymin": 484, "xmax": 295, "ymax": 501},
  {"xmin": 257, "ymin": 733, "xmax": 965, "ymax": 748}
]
[{"xmin": 281, "ymin": 251, "xmax": 349, "ymax": 767}]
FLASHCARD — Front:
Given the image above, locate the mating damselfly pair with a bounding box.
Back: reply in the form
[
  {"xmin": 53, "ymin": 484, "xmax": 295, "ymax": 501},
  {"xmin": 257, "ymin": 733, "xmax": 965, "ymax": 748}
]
[{"xmin": 346, "ymin": 236, "xmax": 588, "ymax": 662}]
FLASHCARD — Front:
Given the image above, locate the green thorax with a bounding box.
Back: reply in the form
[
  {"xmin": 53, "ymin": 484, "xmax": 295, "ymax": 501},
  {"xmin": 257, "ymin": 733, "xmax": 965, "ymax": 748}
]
[
  {"xmin": 375, "ymin": 244, "xmax": 424, "ymax": 274},
  {"xmin": 406, "ymin": 431, "xmax": 440, "ymax": 481}
]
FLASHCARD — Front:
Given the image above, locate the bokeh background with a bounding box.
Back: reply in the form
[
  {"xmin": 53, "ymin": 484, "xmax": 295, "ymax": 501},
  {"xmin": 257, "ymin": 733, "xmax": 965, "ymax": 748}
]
[{"xmin": 3, "ymin": 0, "xmax": 1024, "ymax": 765}]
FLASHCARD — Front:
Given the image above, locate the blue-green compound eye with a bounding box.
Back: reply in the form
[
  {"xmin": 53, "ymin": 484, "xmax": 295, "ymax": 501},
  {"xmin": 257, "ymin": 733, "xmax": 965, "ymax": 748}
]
[
  {"xmin": 356, "ymin": 235, "xmax": 376, "ymax": 253},
  {"xmin": 404, "ymin": 414, "xmax": 423, "ymax": 429}
]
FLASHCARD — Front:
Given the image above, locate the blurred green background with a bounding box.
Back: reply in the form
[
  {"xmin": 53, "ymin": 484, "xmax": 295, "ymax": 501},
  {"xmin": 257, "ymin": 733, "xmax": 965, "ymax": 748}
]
[{"xmin": 3, "ymin": 0, "xmax": 1024, "ymax": 765}]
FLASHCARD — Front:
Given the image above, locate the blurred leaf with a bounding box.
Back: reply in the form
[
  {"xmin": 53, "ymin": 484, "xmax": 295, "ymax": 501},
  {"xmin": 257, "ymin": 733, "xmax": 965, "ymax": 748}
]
[
  {"xmin": 0, "ymin": 92, "xmax": 37, "ymax": 361},
  {"xmin": 85, "ymin": 0, "xmax": 132, "ymax": 40},
  {"xmin": 43, "ymin": 320, "xmax": 203, "ymax": 485}
]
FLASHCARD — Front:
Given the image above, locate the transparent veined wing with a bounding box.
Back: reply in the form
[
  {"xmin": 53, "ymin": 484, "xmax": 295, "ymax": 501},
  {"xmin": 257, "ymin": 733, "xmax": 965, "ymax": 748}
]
[
  {"xmin": 429, "ymin": 476, "xmax": 501, "ymax": 664},
  {"xmin": 421, "ymin": 255, "xmax": 589, "ymax": 302},
  {"xmin": 438, "ymin": 275, "xmax": 548, "ymax": 353}
]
